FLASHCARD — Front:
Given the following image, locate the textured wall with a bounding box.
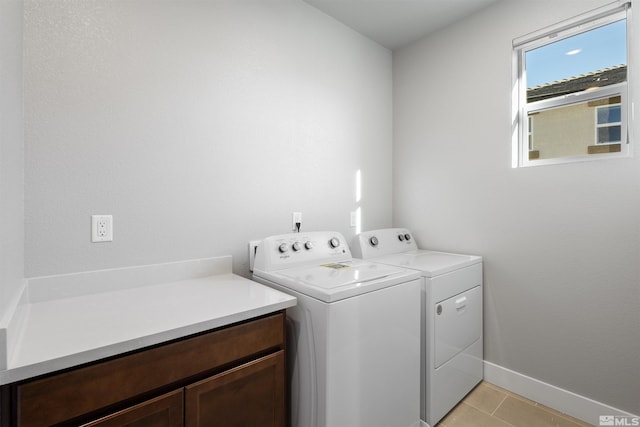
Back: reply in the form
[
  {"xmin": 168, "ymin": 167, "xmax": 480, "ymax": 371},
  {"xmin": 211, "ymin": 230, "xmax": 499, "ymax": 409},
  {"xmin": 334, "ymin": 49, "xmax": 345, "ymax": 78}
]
[
  {"xmin": 393, "ymin": 0, "xmax": 640, "ymax": 415},
  {"xmin": 0, "ymin": 0, "xmax": 24, "ymax": 317},
  {"xmin": 23, "ymin": 0, "xmax": 393, "ymax": 278}
]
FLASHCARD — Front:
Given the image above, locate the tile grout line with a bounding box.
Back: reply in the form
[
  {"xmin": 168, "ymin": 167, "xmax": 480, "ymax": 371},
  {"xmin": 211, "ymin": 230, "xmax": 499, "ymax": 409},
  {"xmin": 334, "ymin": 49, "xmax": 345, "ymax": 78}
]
[
  {"xmin": 491, "ymin": 393, "xmax": 509, "ymax": 416},
  {"xmin": 491, "ymin": 396, "xmax": 518, "ymax": 427}
]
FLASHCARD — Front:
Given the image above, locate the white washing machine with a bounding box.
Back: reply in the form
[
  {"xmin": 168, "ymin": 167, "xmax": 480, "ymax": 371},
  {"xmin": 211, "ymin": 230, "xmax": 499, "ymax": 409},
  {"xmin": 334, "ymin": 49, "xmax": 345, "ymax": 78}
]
[
  {"xmin": 352, "ymin": 228, "xmax": 483, "ymax": 427},
  {"xmin": 252, "ymin": 231, "xmax": 422, "ymax": 427}
]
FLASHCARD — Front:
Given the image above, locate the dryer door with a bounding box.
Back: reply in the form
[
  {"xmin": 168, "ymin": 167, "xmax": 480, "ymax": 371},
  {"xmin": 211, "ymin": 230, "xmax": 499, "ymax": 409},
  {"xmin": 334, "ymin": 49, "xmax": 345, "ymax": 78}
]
[{"xmin": 434, "ymin": 285, "xmax": 482, "ymax": 368}]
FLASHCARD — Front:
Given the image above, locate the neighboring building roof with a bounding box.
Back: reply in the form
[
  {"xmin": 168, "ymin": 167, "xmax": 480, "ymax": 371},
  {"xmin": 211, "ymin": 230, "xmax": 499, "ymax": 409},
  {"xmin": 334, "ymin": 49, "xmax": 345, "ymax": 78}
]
[{"xmin": 527, "ymin": 64, "xmax": 627, "ymax": 103}]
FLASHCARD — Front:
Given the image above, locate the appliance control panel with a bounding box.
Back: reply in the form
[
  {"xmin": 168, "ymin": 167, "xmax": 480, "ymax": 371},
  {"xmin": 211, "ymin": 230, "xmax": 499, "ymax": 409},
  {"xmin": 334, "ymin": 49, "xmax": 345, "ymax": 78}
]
[
  {"xmin": 254, "ymin": 231, "xmax": 352, "ymax": 271},
  {"xmin": 352, "ymin": 228, "xmax": 418, "ymax": 259}
]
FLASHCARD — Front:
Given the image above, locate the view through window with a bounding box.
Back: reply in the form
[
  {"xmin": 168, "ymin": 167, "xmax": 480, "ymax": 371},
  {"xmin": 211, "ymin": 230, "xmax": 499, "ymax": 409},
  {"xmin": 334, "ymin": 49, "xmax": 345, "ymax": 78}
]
[{"xmin": 513, "ymin": 4, "xmax": 630, "ymax": 166}]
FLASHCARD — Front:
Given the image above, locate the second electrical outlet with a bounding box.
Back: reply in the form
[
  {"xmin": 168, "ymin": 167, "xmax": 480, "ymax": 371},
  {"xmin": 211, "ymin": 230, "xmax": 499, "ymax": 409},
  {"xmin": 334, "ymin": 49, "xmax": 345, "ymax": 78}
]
[
  {"xmin": 292, "ymin": 212, "xmax": 302, "ymax": 232},
  {"xmin": 91, "ymin": 215, "xmax": 113, "ymax": 242}
]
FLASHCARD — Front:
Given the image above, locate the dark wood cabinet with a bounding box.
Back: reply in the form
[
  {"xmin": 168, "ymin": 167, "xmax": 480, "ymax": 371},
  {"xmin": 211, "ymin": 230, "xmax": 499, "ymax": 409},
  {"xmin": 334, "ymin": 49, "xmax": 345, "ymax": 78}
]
[{"xmin": 1, "ymin": 311, "xmax": 286, "ymax": 427}]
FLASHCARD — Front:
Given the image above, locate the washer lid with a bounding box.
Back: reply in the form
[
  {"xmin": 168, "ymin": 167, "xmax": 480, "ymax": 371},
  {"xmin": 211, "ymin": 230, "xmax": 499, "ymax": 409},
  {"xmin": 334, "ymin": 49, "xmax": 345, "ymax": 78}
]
[
  {"xmin": 371, "ymin": 250, "xmax": 482, "ymax": 277},
  {"xmin": 254, "ymin": 259, "xmax": 420, "ymax": 302}
]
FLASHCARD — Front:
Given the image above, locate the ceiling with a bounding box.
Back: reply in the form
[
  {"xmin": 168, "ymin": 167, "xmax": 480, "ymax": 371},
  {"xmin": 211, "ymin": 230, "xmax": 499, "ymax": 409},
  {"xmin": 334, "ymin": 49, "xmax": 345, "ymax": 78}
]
[{"xmin": 302, "ymin": 0, "xmax": 500, "ymax": 50}]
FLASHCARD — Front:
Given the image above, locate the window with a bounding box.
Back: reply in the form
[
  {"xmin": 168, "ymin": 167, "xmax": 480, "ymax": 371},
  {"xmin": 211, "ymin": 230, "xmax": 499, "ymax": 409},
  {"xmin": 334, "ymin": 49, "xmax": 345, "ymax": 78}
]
[
  {"xmin": 596, "ymin": 103, "xmax": 622, "ymax": 144},
  {"xmin": 512, "ymin": 1, "xmax": 631, "ymax": 167}
]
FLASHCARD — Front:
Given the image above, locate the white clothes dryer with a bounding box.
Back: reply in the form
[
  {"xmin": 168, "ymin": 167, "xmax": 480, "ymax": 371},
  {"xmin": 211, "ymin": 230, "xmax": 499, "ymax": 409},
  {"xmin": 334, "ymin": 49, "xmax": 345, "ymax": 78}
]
[
  {"xmin": 352, "ymin": 228, "xmax": 483, "ymax": 427},
  {"xmin": 253, "ymin": 231, "xmax": 422, "ymax": 427}
]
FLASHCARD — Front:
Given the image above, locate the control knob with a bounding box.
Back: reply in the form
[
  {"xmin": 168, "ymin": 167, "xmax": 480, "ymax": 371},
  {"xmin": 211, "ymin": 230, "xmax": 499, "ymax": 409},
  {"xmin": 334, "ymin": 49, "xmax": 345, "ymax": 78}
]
[
  {"xmin": 369, "ymin": 236, "xmax": 379, "ymax": 247},
  {"xmin": 329, "ymin": 237, "xmax": 340, "ymax": 248},
  {"xmin": 304, "ymin": 241, "xmax": 313, "ymax": 250},
  {"xmin": 278, "ymin": 243, "xmax": 288, "ymax": 253},
  {"xmin": 398, "ymin": 234, "xmax": 405, "ymax": 241},
  {"xmin": 404, "ymin": 233, "xmax": 411, "ymax": 241},
  {"xmin": 292, "ymin": 242, "xmax": 302, "ymax": 252}
]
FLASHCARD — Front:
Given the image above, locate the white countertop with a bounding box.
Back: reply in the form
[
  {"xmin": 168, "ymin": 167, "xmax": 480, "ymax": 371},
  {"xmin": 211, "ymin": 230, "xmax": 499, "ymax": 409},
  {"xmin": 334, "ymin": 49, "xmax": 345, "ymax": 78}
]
[{"xmin": 0, "ymin": 257, "xmax": 296, "ymax": 385}]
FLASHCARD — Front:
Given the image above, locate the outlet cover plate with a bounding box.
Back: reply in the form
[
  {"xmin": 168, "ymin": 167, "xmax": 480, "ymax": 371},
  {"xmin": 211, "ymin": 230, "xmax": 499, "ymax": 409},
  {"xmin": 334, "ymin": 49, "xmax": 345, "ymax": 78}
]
[{"xmin": 91, "ymin": 215, "xmax": 113, "ymax": 242}]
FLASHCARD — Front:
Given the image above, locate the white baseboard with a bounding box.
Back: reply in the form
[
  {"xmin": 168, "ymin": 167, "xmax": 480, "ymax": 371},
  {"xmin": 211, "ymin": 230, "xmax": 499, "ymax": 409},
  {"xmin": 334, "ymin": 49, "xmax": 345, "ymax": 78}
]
[{"xmin": 484, "ymin": 361, "xmax": 639, "ymax": 426}]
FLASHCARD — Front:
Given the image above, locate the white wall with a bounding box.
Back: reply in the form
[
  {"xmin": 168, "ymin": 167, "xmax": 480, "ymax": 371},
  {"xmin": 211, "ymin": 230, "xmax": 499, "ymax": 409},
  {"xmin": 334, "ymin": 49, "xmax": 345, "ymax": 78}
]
[
  {"xmin": 23, "ymin": 0, "xmax": 393, "ymax": 278},
  {"xmin": 0, "ymin": 0, "xmax": 24, "ymax": 318},
  {"xmin": 393, "ymin": 0, "xmax": 640, "ymax": 415}
]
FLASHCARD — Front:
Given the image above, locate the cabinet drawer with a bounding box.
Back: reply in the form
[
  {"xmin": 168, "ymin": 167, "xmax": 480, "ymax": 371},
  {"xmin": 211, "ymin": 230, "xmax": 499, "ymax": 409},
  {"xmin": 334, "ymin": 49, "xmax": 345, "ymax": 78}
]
[
  {"xmin": 81, "ymin": 389, "xmax": 184, "ymax": 427},
  {"xmin": 17, "ymin": 312, "xmax": 285, "ymax": 427}
]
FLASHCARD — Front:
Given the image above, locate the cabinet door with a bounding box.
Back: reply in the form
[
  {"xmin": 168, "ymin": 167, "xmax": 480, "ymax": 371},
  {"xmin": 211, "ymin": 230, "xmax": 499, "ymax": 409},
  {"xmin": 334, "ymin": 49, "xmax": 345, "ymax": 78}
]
[
  {"xmin": 81, "ymin": 390, "xmax": 183, "ymax": 427},
  {"xmin": 185, "ymin": 351, "xmax": 285, "ymax": 427}
]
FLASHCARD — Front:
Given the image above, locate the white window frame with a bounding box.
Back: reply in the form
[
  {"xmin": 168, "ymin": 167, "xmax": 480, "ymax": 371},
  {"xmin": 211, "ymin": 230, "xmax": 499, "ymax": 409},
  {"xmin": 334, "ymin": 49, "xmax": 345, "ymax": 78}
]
[
  {"xmin": 595, "ymin": 102, "xmax": 623, "ymax": 145},
  {"xmin": 512, "ymin": 1, "xmax": 632, "ymax": 167}
]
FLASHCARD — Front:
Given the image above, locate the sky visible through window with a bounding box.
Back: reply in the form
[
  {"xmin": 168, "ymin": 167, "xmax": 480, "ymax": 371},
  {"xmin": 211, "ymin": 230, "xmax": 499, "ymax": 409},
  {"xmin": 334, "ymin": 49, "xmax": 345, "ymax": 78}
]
[{"xmin": 525, "ymin": 19, "xmax": 626, "ymax": 88}]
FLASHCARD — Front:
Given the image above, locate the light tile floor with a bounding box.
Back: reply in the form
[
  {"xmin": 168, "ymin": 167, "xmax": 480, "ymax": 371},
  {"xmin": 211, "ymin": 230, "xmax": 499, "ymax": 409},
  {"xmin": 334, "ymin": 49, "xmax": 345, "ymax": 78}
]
[{"xmin": 437, "ymin": 381, "xmax": 595, "ymax": 427}]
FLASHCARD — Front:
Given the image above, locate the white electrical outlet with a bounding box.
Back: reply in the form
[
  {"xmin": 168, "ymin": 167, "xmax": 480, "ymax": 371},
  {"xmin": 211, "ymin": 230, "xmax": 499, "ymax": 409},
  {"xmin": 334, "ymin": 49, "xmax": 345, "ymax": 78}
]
[
  {"xmin": 91, "ymin": 215, "xmax": 113, "ymax": 242},
  {"xmin": 292, "ymin": 212, "xmax": 302, "ymax": 231}
]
